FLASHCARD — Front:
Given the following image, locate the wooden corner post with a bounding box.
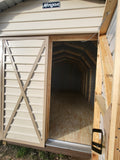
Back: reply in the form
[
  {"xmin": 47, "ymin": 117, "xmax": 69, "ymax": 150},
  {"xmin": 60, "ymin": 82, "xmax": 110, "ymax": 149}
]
[{"xmin": 108, "ymin": 1, "xmax": 120, "ymax": 159}]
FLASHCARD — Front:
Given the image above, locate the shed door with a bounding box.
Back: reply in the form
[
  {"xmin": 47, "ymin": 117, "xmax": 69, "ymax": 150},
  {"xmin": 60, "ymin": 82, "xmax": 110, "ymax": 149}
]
[
  {"xmin": 2, "ymin": 37, "xmax": 48, "ymax": 147},
  {"xmin": 92, "ymin": 36, "xmax": 113, "ymax": 158}
]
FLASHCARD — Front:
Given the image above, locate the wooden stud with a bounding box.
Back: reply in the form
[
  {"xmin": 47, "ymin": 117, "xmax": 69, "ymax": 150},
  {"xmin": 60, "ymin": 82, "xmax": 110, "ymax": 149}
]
[
  {"xmin": 53, "ymin": 58, "xmax": 67, "ymax": 64},
  {"xmin": 53, "ymin": 54, "xmax": 88, "ymax": 70},
  {"xmin": 100, "ymin": 0, "xmax": 117, "ymax": 35},
  {"xmin": 54, "ymin": 49, "xmax": 91, "ymax": 69},
  {"xmin": 99, "ymin": 35, "xmax": 113, "ymax": 108},
  {"xmin": 83, "ymin": 72, "xmax": 85, "ymax": 96},
  {"xmin": 88, "ymin": 70, "xmax": 92, "ymax": 102},
  {"xmin": 81, "ymin": 72, "xmax": 84, "ymax": 95},
  {"xmin": 53, "ymin": 49, "xmax": 64, "ymax": 55},
  {"xmin": 66, "ymin": 50, "xmax": 91, "ymax": 69},
  {"xmin": 85, "ymin": 72, "xmax": 88, "ymax": 98},
  {"xmin": 83, "ymin": 73, "xmax": 85, "ymax": 96},
  {"xmin": 92, "ymin": 44, "xmax": 102, "ymax": 160},
  {"xmin": 53, "ymin": 58, "xmax": 84, "ymax": 72},
  {"xmin": 66, "ymin": 43, "xmax": 96, "ymax": 65},
  {"xmin": 84, "ymin": 73, "xmax": 86, "ymax": 97},
  {"xmin": 95, "ymin": 46, "xmax": 102, "ymax": 96}
]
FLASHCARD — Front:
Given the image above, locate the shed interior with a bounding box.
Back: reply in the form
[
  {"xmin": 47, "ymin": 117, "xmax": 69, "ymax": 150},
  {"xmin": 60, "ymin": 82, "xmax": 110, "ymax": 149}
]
[{"xmin": 49, "ymin": 41, "xmax": 97, "ymax": 145}]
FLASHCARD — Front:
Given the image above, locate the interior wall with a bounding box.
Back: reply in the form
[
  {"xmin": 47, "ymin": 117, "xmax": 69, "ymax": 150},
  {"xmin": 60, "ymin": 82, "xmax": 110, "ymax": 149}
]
[
  {"xmin": 51, "ymin": 41, "xmax": 97, "ymax": 106},
  {"xmin": 80, "ymin": 68, "xmax": 96, "ymax": 105},
  {"xmin": 51, "ymin": 62, "xmax": 96, "ymax": 106},
  {"xmin": 51, "ymin": 62, "xmax": 81, "ymax": 92}
]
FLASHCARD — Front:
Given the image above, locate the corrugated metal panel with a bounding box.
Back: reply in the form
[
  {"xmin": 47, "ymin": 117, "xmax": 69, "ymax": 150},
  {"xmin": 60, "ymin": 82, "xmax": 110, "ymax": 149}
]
[
  {"xmin": 2, "ymin": 37, "xmax": 48, "ymax": 147},
  {"xmin": 0, "ymin": 0, "xmax": 105, "ymax": 36},
  {"xmin": 107, "ymin": 7, "xmax": 117, "ymax": 60}
]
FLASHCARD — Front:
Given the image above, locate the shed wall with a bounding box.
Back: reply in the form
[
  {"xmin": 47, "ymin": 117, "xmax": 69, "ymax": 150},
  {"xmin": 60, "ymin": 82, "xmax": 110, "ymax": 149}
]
[
  {"xmin": 0, "ymin": 0, "xmax": 105, "ymax": 36},
  {"xmin": 107, "ymin": 7, "xmax": 117, "ymax": 60},
  {"xmin": 0, "ymin": 40, "xmax": 2, "ymax": 140}
]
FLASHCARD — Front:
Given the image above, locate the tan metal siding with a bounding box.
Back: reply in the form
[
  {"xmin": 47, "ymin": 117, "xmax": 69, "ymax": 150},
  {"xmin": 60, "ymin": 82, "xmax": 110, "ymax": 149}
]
[
  {"xmin": 3, "ymin": 37, "xmax": 48, "ymax": 147},
  {"xmin": 0, "ymin": 0, "xmax": 105, "ymax": 36}
]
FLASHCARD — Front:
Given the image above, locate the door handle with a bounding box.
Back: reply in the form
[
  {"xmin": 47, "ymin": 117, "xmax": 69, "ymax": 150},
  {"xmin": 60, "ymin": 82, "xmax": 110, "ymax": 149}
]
[{"xmin": 92, "ymin": 128, "xmax": 103, "ymax": 154}]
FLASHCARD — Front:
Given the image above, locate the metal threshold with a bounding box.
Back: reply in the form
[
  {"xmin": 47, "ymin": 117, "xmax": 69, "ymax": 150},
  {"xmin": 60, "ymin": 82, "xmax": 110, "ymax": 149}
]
[{"xmin": 46, "ymin": 139, "xmax": 91, "ymax": 154}]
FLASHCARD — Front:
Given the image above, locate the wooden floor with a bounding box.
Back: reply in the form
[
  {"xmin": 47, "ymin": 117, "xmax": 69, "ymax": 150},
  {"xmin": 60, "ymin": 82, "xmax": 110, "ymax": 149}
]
[{"xmin": 49, "ymin": 91, "xmax": 93, "ymax": 145}]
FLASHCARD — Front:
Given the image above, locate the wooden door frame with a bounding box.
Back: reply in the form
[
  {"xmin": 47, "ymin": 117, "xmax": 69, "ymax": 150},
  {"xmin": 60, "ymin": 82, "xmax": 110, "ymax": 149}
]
[
  {"xmin": 45, "ymin": 33, "xmax": 98, "ymax": 142},
  {"xmin": 0, "ymin": 40, "xmax": 3, "ymax": 140}
]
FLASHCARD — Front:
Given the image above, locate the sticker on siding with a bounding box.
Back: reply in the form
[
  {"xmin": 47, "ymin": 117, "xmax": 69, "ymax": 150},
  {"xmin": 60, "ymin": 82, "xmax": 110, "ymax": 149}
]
[{"xmin": 43, "ymin": 2, "xmax": 60, "ymax": 9}]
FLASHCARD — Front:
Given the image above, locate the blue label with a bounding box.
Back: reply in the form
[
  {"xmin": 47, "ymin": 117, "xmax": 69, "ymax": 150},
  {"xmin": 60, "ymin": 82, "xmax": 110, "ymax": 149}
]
[{"xmin": 43, "ymin": 2, "xmax": 60, "ymax": 9}]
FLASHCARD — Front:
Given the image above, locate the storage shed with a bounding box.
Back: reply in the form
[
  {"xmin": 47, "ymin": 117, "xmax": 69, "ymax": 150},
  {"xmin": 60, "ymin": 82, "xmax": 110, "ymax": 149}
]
[{"xmin": 0, "ymin": 0, "xmax": 119, "ymax": 160}]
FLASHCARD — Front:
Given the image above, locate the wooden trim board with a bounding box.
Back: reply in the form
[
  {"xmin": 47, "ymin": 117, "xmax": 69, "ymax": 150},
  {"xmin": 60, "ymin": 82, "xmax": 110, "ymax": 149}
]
[
  {"xmin": 100, "ymin": 0, "xmax": 117, "ymax": 35},
  {"xmin": 92, "ymin": 44, "xmax": 102, "ymax": 160},
  {"xmin": 45, "ymin": 37, "xmax": 52, "ymax": 141},
  {"xmin": 99, "ymin": 35, "xmax": 113, "ymax": 108},
  {"xmin": 50, "ymin": 34, "xmax": 98, "ymax": 41}
]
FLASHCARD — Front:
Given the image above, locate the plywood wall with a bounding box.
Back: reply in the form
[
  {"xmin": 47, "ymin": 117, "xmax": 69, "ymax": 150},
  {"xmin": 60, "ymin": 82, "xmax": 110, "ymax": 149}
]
[{"xmin": 0, "ymin": 0, "xmax": 105, "ymax": 36}]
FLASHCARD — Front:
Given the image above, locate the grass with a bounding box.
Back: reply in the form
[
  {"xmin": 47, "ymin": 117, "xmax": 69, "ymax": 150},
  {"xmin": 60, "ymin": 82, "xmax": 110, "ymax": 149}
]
[{"xmin": 0, "ymin": 144, "xmax": 71, "ymax": 160}]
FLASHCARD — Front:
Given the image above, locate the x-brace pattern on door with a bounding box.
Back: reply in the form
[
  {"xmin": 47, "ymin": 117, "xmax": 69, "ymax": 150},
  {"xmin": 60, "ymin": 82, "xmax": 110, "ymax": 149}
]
[{"xmin": 3, "ymin": 39, "xmax": 47, "ymax": 144}]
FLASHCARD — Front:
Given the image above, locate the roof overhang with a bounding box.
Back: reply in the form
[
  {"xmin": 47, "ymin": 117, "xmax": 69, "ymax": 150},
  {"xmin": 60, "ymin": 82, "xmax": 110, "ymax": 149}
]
[{"xmin": 0, "ymin": 0, "xmax": 25, "ymax": 12}]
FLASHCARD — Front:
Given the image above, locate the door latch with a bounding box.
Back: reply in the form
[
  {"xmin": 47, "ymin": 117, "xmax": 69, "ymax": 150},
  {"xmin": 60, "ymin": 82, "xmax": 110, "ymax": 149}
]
[{"xmin": 92, "ymin": 128, "xmax": 103, "ymax": 154}]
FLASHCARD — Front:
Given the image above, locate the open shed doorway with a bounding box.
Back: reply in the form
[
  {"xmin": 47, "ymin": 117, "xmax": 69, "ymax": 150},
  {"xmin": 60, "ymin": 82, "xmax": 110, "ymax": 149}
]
[{"xmin": 49, "ymin": 41, "xmax": 97, "ymax": 145}]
